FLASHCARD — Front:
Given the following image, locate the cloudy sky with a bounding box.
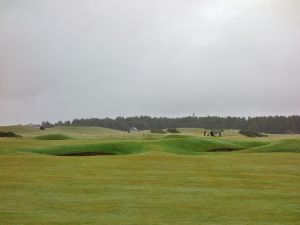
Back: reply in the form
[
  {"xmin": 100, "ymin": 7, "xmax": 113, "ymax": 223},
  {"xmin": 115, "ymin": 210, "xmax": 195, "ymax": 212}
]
[{"xmin": 0, "ymin": 0, "xmax": 299, "ymax": 125}]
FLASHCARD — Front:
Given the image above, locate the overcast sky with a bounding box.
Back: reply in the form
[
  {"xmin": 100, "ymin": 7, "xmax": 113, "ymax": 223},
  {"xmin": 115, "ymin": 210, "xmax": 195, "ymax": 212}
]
[{"xmin": 1, "ymin": 0, "xmax": 299, "ymax": 125}]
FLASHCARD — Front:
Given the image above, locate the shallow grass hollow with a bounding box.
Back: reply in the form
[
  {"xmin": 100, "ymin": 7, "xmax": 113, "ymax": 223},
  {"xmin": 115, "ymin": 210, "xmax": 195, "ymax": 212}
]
[{"xmin": 35, "ymin": 133, "xmax": 72, "ymax": 140}]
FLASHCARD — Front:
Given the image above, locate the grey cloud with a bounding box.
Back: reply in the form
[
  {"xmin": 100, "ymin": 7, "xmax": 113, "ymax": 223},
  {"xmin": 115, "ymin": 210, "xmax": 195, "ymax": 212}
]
[{"xmin": 0, "ymin": 0, "xmax": 299, "ymax": 124}]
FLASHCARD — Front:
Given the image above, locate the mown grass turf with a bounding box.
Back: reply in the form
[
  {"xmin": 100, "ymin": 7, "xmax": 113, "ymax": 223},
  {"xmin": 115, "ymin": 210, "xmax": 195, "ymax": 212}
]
[
  {"xmin": 0, "ymin": 152, "xmax": 299, "ymax": 225},
  {"xmin": 0, "ymin": 126, "xmax": 299, "ymax": 224}
]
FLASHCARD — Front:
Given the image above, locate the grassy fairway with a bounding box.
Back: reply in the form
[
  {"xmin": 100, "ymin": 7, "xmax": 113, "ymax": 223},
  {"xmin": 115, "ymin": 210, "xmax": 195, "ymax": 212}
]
[{"xmin": 0, "ymin": 126, "xmax": 300, "ymax": 224}]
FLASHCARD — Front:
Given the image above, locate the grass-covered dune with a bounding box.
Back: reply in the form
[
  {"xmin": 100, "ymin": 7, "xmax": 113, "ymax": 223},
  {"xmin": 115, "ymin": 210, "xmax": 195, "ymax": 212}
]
[
  {"xmin": 15, "ymin": 136, "xmax": 300, "ymax": 156},
  {"xmin": 21, "ymin": 141, "xmax": 146, "ymax": 156},
  {"xmin": 47, "ymin": 126, "xmax": 125, "ymax": 138},
  {"xmin": 0, "ymin": 125, "xmax": 125, "ymax": 138},
  {"xmin": 0, "ymin": 125, "xmax": 39, "ymax": 133},
  {"xmin": 244, "ymin": 139, "xmax": 300, "ymax": 153},
  {"xmin": 159, "ymin": 137, "xmax": 270, "ymax": 154},
  {"xmin": 0, "ymin": 131, "xmax": 21, "ymax": 137}
]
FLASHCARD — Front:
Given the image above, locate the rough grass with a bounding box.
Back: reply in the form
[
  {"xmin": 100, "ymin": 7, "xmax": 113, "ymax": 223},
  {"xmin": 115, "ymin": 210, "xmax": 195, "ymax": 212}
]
[
  {"xmin": 0, "ymin": 125, "xmax": 38, "ymax": 133},
  {"xmin": 239, "ymin": 130, "xmax": 268, "ymax": 137},
  {"xmin": 35, "ymin": 134, "xmax": 72, "ymax": 140},
  {"xmin": 0, "ymin": 125, "xmax": 126, "ymax": 138},
  {"xmin": 150, "ymin": 129, "xmax": 167, "ymax": 134},
  {"xmin": 22, "ymin": 141, "xmax": 145, "ymax": 156},
  {"xmin": 159, "ymin": 138, "xmax": 270, "ymax": 155},
  {"xmin": 0, "ymin": 131, "xmax": 21, "ymax": 137},
  {"xmin": 245, "ymin": 139, "xmax": 300, "ymax": 153},
  {"xmin": 163, "ymin": 134, "xmax": 191, "ymax": 139},
  {"xmin": 48, "ymin": 126, "xmax": 125, "ymax": 138}
]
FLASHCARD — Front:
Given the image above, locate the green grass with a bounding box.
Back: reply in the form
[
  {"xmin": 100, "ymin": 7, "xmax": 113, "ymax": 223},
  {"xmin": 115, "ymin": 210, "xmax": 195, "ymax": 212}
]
[
  {"xmin": 0, "ymin": 131, "xmax": 21, "ymax": 137},
  {"xmin": 35, "ymin": 134, "xmax": 72, "ymax": 140},
  {"xmin": 159, "ymin": 137, "xmax": 269, "ymax": 154},
  {"xmin": 0, "ymin": 125, "xmax": 125, "ymax": 138},
  {"xmin": 48, "ymin": 126, "xmax": 125, "ymax": 138},
  {"xmin": 21, "ymin": 141, "xmax": 146, "ymax": 156},
  {"xmin": 239, "ymin": 130, "xmax": 268, "ymax": 137},
  {"xmin": 245, "ymin": 139, "xmax": 300, "ymax": 153},
  {"xmin": 0, "ymin": 126, "xmax": 299, "ymax": 224},
  {"xmin": 15, "ymin": 137, "xmax": 272, "ymax": 156},
  {"xmin": 0, "ymin": 125, "xmax": 39, "ymax": 133}
]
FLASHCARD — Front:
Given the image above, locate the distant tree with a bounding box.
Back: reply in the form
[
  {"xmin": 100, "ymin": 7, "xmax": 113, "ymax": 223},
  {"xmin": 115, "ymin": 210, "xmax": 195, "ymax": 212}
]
[
  {"xmin": 55, "ymin": 121, "xmax": 63, "ymax": 126},
  {"xmin": 41, "ymin": 121, "xmax": 54, "ymax": 128},
  {"xmin": 53, "ymin": 115, "xmax": 300, "ymax": 134},
  {"xmin": 63, "ymin": 121, "xmax": 71, "ymax": 126}
]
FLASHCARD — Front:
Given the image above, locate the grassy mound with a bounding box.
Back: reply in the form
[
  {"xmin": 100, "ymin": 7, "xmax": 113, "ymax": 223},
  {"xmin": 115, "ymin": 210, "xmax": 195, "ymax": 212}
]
[
  {"xmin": 35, "ymin": 134, "xmax": 71, "ymax": 140},
  {"xmin": 0, "ymin": 131, "xmax": 21, "ymax": 137},
  {"xmin": 166, "ymin": 128, "xmax": 180, "ymax": 133},
  {"xmin": 160, "ymin": 138, "xmax": 269, "ymax": 154},
  {"xmin": 244, "ymin": 139, "xmax": 300, "ymax": 153},
  {"xmin": 21, "ymin": 141, "xmax": 145, "ymax": 156},
  {"xmin": 0, "ymin": 125, "xmax": 125, "ymax": 138},
  {"xmin": 150, "ymin": 129, "xmax": 166, "ymax": 134},
  {"xmin": 0, "ymin": 125, "xmax": 37, "ymax": 133},
  {"xmin": 239, "ymin": 130, "xmax": 268, "ymax": 137},
  {"xmin": 48, "ymin": 126, "xmax": 124, "ymax": 137},
  {"xmin": 18, "ymin": 136, "xmax": 281, "ymax": 156}
]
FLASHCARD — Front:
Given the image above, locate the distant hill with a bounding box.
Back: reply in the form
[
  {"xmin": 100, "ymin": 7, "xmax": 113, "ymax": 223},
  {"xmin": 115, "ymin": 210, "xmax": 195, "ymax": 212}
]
[
  {"xmin": 0, "ymin": 125, "xmax": 125, "ymax": 138},
  {"xmin": 0, "ymin": 125, "xmax": 39, "ymax": 133}
]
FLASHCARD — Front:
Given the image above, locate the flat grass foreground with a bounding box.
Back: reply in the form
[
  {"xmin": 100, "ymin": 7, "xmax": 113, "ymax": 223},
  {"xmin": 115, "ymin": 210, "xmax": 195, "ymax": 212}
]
[{"xmin": 0, "ymin": 126, "xmax": 299, "ymax": 225}]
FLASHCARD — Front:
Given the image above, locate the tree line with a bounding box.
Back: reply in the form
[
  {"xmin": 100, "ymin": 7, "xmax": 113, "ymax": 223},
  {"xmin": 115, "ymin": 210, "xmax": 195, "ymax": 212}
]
[{"xmin": 41, "ymin": 115, "xmax": 300, "ymax": 134}]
